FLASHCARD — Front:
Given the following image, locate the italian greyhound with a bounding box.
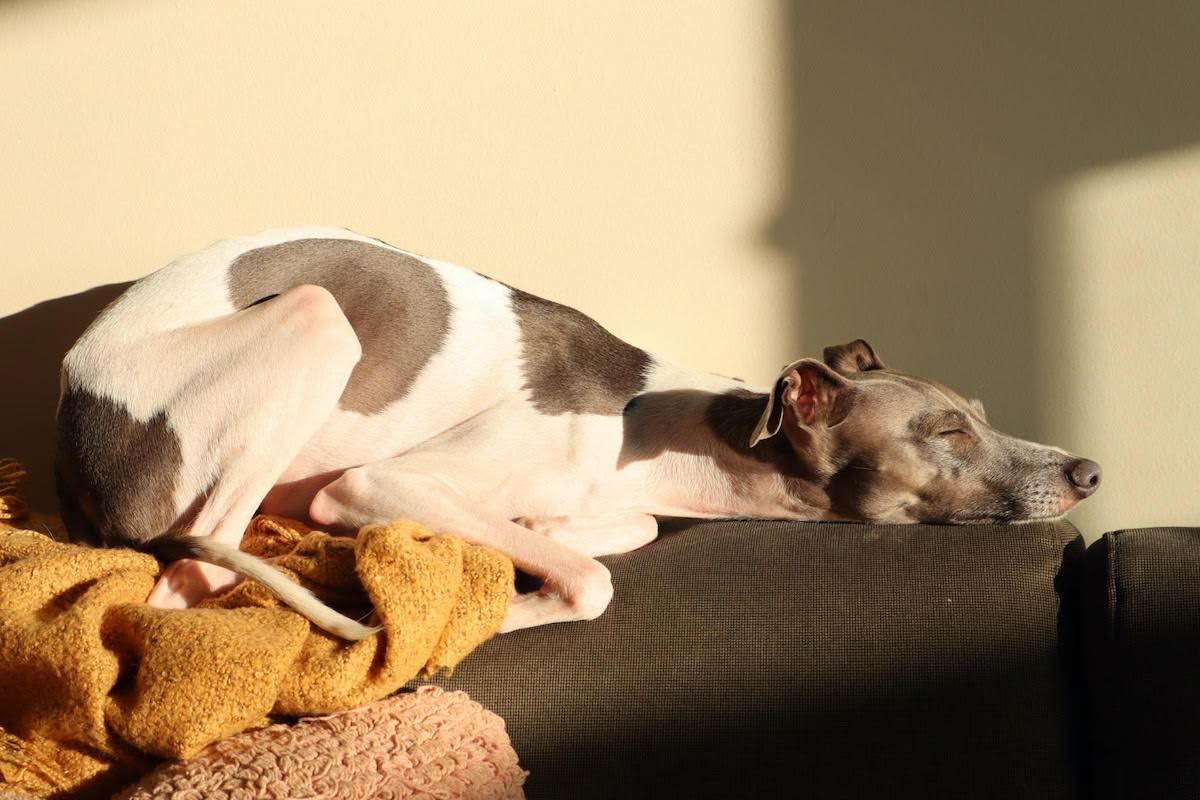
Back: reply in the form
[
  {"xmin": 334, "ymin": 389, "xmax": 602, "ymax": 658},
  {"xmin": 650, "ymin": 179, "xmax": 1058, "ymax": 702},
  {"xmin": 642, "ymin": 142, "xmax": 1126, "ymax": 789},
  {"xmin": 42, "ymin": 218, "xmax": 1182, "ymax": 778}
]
[{"xmin": 55, "ymin": 227, "xmax": 1102, "ymax": 639}]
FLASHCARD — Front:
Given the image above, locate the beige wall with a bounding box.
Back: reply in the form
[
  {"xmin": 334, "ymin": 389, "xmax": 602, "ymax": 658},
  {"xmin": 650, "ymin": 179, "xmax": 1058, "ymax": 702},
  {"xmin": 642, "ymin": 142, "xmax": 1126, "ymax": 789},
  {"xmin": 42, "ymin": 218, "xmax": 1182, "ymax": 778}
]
[
  {"xmin": 0, "ymin": 0, "xmax": 789, "ymax": 378},
  {"xmin": 2, "ymin": 1, "xmax": 1198, "ymax": 538},
  {"xmin": 1034, "ymin": 146, "xmax": 1200, "ymax": 536}
]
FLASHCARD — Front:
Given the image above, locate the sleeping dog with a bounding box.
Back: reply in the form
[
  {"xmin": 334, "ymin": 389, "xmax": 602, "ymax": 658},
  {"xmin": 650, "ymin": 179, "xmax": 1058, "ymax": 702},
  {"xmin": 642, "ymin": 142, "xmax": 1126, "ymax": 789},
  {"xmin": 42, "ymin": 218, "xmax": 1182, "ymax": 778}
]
[{"xmin": 55, "ymin": 227, "xmax": 1101, "ymax": 638}]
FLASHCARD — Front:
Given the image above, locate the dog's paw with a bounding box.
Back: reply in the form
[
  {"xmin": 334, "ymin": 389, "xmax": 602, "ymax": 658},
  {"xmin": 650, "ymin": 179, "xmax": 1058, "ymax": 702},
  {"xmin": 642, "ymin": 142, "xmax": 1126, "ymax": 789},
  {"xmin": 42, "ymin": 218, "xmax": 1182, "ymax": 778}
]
[
  {"xmin": 146, "ymin": 559, "xmax": 242, "ymax": 608},
  {"xmin": 499, "ymin": 559, "xmax": 613, "ymax": 632}
]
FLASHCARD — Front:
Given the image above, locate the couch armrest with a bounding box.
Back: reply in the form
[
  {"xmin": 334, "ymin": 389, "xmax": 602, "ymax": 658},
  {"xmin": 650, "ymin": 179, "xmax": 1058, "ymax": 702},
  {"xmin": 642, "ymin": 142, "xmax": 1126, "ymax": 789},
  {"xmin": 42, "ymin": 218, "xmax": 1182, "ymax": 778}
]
[
  {"xmin": 1085, "ymin": 527, "xmax": 1200, "ymax": 800},
  {"xmin": 428, "ymin": 519, "xmax": 1083, "ymax": 800}
]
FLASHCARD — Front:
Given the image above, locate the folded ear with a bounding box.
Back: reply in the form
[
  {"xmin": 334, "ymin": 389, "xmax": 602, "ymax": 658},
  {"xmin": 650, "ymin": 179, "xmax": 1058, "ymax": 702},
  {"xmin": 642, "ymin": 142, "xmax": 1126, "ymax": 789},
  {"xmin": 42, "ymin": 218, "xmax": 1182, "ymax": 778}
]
[
  {"xmin": 749, "ymin": 359, "xmax": 854, "ymax": 446},
  {"xmin": 823, "ymin": 339, "xmax": 886, "ymax": 375}
]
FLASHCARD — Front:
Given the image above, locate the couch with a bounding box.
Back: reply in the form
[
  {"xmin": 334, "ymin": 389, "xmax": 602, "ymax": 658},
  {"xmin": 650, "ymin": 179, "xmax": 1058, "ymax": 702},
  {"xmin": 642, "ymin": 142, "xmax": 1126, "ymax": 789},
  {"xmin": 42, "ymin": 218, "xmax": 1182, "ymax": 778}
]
[{"xmin": 424, "ymin": 518, "xmax": 1200, "ymax": 800}]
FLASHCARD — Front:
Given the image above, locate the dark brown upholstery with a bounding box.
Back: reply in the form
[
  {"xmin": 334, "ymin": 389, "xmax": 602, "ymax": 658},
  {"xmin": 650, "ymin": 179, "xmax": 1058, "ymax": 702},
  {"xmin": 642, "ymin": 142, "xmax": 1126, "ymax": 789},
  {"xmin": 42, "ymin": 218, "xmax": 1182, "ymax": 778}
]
[
  {"xmin": 1084, "ymin": 528, "xmax": 1200, "ymax": 800},
  {"xmin": 425, "ymin": 519, "xmax": 1084, "ymax": 799}
]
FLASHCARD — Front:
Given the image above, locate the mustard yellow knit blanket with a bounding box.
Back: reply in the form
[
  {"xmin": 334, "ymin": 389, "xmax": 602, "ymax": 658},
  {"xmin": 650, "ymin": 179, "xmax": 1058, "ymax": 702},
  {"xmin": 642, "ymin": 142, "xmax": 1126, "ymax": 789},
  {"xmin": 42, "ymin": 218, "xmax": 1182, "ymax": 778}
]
[{"xmin": 0, "ymin": 459, "xmax": 513, "ymax": 799}]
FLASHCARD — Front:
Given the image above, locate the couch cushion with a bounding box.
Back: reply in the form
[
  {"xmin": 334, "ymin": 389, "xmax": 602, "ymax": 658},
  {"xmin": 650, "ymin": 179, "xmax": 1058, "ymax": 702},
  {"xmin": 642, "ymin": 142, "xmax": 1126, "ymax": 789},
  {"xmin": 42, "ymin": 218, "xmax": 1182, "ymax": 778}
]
[
  {"xmin": 428, "ymin": 519, "xmax": 1083, "ymax": 799},
  {"xmin": 1084, "ymin": 527, "xmax": 1200, "ymax": 800}
]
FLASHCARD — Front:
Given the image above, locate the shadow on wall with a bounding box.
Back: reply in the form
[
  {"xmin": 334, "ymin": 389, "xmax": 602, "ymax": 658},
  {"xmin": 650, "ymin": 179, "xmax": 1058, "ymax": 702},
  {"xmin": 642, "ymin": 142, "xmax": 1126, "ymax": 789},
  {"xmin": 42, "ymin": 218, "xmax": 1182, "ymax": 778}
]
[
  {"xmin": 0, "ymin": 283, "xmax": 131, "ymax": 515},
  {"xmin": 772, "ymin": 2, "xmax": 1200, "ymax": 439}
]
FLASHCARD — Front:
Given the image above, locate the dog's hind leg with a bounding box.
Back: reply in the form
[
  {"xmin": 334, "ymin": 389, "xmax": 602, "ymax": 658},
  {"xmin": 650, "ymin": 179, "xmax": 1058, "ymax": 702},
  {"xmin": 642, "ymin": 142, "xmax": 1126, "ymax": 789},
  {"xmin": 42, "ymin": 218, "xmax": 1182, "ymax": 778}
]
[
  {"xmin": 136, "ymin": 284, "xmax": 362, "ymax": 610},
  {"xmin": 310, "ymin": 464, "xmax": 615, "ymax": 632}
]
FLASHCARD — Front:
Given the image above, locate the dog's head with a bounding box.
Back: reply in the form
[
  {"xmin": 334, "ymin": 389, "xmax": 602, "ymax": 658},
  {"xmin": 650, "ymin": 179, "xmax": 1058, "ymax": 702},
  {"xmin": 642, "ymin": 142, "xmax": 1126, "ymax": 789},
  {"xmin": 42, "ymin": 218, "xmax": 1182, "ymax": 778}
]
[{"xmin": 751, "ymin": 339, "xmax": 1100, "ymax": 524}]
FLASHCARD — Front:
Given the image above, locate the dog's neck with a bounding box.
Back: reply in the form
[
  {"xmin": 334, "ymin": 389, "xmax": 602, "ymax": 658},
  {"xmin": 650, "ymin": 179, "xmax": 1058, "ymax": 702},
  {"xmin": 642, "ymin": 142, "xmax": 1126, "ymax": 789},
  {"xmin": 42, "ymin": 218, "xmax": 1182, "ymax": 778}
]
[{"xmin": 619, "ymin": 384, "xmax": 839, "ymax": 521}]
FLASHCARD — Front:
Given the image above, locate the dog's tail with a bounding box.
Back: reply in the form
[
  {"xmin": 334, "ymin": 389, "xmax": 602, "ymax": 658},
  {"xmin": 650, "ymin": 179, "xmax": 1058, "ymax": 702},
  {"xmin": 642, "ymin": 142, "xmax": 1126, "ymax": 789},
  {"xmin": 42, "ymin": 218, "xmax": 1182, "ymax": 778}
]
[{"xmin": 149, "ymin": 535, "xmax": 381, "ymax": 640}]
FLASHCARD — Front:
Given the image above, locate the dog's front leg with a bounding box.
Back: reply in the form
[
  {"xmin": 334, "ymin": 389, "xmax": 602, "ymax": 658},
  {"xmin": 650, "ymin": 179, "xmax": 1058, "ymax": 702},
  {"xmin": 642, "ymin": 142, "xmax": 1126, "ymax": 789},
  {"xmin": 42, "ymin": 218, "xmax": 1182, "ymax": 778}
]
[
  {"xmin": 310, "ymin": 464, "xmax": 614, "ymax": 631},
  {"xmin": 515, "ymin": 512, "xmax": 658, "ymax": 557}
]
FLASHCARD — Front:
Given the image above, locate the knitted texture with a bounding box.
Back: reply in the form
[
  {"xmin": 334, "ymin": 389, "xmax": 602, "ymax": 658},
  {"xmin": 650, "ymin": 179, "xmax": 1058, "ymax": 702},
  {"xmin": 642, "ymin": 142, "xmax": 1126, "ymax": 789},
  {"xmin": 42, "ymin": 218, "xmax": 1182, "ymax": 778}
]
[
  {"xmin": 0, "ymin": 463, "xmax": 514, "ymax": 799},
  {"xmin": 0, "ymin": 459, "xmax": 26, "ymax": 520},
  {"xmin": 0, "ymin": 459, "xmax": 63, "ymax": 542},
  {"xmin": 118, "ymin": 686, "xmax": 526, "ymax": 800}
]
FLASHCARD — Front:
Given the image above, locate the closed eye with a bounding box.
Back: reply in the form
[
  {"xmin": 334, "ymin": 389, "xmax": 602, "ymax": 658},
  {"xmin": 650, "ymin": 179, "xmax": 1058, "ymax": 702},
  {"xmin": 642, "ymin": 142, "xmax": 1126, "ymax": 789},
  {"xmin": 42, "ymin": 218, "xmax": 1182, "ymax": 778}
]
[{"xmin": 912, "ymin": 409, "xmax": 972, "ymax": 440}]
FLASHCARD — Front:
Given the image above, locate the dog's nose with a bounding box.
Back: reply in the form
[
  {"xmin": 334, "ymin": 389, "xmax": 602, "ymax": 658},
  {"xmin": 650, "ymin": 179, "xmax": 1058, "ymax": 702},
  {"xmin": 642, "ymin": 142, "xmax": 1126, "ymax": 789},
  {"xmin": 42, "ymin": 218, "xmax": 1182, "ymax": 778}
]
[{"xmin": 1066, "ymin": 458, "xmax": 1102, "ymax": 496}]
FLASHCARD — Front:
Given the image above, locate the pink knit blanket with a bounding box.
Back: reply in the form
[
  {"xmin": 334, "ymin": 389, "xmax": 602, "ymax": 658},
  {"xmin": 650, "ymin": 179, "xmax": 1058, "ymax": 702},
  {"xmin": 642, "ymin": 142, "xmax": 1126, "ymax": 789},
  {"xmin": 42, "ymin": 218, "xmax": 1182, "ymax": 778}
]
[{"xmin": 116, "ymin": 687, "xmax": 526, "ymax": 799}]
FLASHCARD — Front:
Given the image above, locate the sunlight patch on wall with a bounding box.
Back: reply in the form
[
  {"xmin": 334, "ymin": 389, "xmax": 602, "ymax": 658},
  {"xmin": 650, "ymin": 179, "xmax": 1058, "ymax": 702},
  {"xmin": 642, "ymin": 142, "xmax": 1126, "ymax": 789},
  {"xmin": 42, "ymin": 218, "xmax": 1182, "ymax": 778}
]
[{"xmin": 1034, "ymin": 145, "xmax": 1200, "ymax": 539}]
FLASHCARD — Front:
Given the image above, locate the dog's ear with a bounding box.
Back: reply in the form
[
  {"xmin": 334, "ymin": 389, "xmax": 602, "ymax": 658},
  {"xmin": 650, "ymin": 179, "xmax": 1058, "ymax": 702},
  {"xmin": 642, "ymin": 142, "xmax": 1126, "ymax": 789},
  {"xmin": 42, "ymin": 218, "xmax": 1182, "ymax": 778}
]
[
  {"xmin": 823, "ymin": 339, "xmax": 886, "ymax": 375},
  {"xmin": 750, "ymin": 359, "xmax": 854, "ymax": 446}
]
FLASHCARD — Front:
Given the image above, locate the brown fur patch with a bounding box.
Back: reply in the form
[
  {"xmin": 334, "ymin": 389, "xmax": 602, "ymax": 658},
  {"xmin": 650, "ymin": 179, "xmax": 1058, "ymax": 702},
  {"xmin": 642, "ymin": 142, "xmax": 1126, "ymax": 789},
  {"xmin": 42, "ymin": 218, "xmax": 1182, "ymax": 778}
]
[
  {"xmin": 228, "ymin": 238, "xmax": 451, "ymax": 415},
  {"xmin": 55, "ymin": 388, "xmax": 182, "ymax": 546},
  {"xmin": 509, "ymin": 288, "xmax": 650, "ymax": 415},
  {"xmin": 705, "ymin": 390, "xmax": 780, "ymax": 460},
  {"xmin": 702, "ymin": 390, "xmax": 832, "ymax": 508}
]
